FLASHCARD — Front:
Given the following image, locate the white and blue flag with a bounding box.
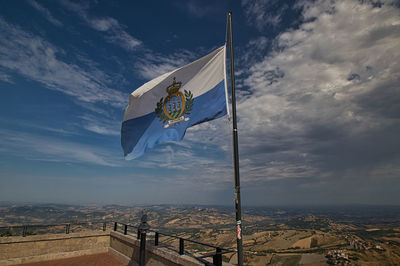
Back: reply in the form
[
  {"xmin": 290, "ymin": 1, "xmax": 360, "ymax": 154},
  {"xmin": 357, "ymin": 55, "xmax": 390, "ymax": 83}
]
[{"xmin": 121, "ymin": 46, "xmax": 229, "ymax": 159}]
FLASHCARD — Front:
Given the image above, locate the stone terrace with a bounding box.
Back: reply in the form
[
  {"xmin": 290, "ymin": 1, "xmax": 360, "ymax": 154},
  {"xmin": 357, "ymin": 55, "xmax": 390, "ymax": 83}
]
[{"xmin": 0, "ymin": 230, "xmax": 210, "ymax": 266}]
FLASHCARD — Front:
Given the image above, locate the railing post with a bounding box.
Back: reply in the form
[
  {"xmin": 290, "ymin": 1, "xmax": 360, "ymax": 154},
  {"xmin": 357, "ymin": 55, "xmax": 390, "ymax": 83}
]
[
  {"xmin": 66, "ymin": 224, "xmax": 70, "ymax": 234},
  {"xmin": 124, "ymin": 224, "xmax": 128, "ymax": 235},
  {"xmin": 213, "ymin": 247, "xmax": 222, "ymax": 266},
  {"xmin": 22, "ymin": 226, "xmax": 27, "ymax": 237},
  {"xmin": 179, "ymin": 238, "xmax": 184, "ymax": 255},
  {"xmin": 138, "ymin": 210, "xmax": 150, "ymax": 266},
  {"xmin": 139, "ymin": 232, "xmax": 146, "ymax": 266},
  {"xmin": 114, "ymin": 222, "xmax": 117, "ymax": 231},
  {"xmin": 103, "ymin": 222, "xmax": 106, "ymax": 231},
  {"xmin": 155, "ymin": 232, "xmax": 159, "ymax": 246}
]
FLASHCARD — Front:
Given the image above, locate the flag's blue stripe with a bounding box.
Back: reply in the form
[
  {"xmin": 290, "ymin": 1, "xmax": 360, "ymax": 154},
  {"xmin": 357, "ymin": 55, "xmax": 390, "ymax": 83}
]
[
  {"xmin": 121, "ymin": 80, "xmax": 226, "ymax": 159},
  {"xmin": 121, "ymin": 112, "xmax": 155, "ymax": 156}
]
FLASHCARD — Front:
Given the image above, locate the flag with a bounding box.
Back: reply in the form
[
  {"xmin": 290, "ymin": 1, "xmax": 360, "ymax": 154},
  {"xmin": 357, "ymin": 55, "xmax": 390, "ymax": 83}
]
[{"xmin": 121, "ymin": 45, "xmax": 229, "ymax": 159}]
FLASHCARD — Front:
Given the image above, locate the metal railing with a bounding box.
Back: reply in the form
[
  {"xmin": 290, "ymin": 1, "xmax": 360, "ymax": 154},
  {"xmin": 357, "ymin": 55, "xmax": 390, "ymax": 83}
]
[
  {"xmin": 0, "ymin": 221, "xmax": 110, "ymax": 237},
  {"xmin": 1, "ymin": 221, "xmax": 235, "ymax": 265},
  {"xmin": 113, "ymin": 221, "xmax": 235, "ymax": 266}
]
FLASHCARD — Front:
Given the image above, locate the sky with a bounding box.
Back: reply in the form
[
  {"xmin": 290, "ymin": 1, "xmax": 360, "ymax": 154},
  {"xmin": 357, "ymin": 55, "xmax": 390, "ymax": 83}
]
[{"xmin": 0, "ymin": 0, "xmax": 399, "ymax": 206}]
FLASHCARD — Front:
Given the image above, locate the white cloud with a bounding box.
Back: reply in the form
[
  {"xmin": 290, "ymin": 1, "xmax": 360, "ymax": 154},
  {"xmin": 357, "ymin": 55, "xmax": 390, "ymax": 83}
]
[
  {"xmin": 60, "ymin": 0, "xmax": 141, "ymax": 50},
  {"xmin": 80, "ymin": 114, "xmax": 120, "ymax": 136},
  {"xmin": 89, "ymin": 17, "xmax": 118, "ymax": 31},
  {"xmin": 0, "ymin": 70, "xmax": 13, "ymax": 84},
  {"xmin": 177, "ymin": 0, "xmax": 221, "ymax": 18},
  {"xmin": 135, "ymin": 142, "xmax": 234, "ymax": 186},
  {"xmin": 0, "ymin": 17, "xmax": 126, "ymax": 108},
  {"xmin": 0, "ymin": 129, "xmax": 119, "ymax": 167},
  {"xmin": 135, "ymin": 49, "xmax": 197, "ymax": 80},
  {"xmin": 28, "ymin": 0, "xmax": 63, "ymax": 27},
  {"xmin": 106, "ymin": 30, "xmax": 141, "ymax": 51},
  {"xmin": 236, "ymin": 0, "xmax": 400, "ymax": 183},
  {"xmin": 242, "ymin": 0, "xmax": 288, "ymax": 30},
  {"xmin": 0, "ymin": 117, "xmax": 79, "ymax": 136}
]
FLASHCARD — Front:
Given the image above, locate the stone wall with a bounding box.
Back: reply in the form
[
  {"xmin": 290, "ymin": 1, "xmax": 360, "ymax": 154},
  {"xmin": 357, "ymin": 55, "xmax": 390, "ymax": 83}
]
[
  {"xmin": 0, "ymin": 230, "xmax": 226, "ymax": 265},
  {"xmin": 0, "ymin": 231, "xmax": 109, "ymax": 265},
  {"xmin": 109, "ymin": 231, "xmax": 203, "ymax": 266}
]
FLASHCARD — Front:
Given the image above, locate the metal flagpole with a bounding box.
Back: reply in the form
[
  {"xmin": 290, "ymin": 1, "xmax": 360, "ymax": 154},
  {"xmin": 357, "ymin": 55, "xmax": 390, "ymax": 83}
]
[{"xmin": 227, "ymin": 11, "xmax": 244, "ymax": 266}]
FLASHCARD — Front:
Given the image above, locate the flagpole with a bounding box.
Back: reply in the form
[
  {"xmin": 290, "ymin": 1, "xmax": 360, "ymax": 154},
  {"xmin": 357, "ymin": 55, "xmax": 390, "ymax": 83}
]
[{"xmin": 227, "ymin": 11, "xmax": 244, "ymax": 266}]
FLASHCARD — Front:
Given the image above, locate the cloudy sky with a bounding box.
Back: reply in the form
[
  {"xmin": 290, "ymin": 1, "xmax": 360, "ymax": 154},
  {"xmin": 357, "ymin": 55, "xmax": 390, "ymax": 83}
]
[{"xmin": 0, "ymin": 0, "xmax": 399, "ymax": 206}]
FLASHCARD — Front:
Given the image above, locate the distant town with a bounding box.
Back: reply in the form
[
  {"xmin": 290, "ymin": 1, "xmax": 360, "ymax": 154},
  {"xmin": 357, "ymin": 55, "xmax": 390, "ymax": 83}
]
[{"xmin": 1, "ymin": 203, "xmax": 399, "ymax": 265}]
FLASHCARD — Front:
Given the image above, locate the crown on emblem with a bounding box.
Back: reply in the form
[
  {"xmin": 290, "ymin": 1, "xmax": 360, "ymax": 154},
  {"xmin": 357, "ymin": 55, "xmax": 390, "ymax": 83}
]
[{"xmin": 166, "ymin": 77, "xmax": 182, "ymax": 95}]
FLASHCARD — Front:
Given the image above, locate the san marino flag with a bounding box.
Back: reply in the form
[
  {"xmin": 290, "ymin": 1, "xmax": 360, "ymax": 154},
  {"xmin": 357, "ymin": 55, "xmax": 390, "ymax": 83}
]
[{"xmin": 121, "ymin": 45, "xmax": 229, "ymax": 159}]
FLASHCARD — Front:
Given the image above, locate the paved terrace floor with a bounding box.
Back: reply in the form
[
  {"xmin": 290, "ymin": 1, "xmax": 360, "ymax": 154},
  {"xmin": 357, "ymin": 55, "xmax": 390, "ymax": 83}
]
[{"xmin": 16, "ymin": 253, "xmax": 127, "ymax": 266}]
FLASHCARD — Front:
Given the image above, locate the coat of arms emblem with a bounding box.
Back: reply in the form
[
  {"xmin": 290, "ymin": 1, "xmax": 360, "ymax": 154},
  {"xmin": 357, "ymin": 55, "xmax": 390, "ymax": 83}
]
[{"xmin": 155, "ymin": 77, "xmax": 193, "ymax": 128}]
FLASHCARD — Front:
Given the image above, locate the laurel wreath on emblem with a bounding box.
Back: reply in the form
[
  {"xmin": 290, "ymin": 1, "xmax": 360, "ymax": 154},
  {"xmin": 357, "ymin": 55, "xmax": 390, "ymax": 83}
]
[
  {"xmin": 155, "ymin": 98, "xmax": 168, "ymax": 123},
  {"xmin": 184, "ymin": 90, "xmax": 194, "ymax": 114},
  {"xmin": 155, "ymin": 89, "xmax": 193, "ymax": 124}
]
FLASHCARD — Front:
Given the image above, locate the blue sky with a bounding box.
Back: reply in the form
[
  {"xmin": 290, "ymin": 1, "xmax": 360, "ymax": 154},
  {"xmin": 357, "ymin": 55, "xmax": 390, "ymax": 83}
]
[{"xmin": 0, "ymin": 0, "xmax": 399, "ymax": 206}]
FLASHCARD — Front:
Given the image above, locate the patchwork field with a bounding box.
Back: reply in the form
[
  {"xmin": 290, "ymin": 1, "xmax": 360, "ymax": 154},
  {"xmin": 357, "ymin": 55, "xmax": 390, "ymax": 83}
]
[{"xmin": 1, "ymin": 204, "xmax": 400, "ymax": 265}]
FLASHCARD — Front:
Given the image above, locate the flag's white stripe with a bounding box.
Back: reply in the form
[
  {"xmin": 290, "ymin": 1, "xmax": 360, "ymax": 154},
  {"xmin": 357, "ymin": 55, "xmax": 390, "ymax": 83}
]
[
  {"xmin": 223, "ymin": 43, "xmax": 230, "ymax": 119},
  {"xmin": 123, "ymin": 71, "xmax": 173, "ymax": 122},
  {"xmin": 123, "ymin": 46, "xmax": 225, "ymax": 122}
]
